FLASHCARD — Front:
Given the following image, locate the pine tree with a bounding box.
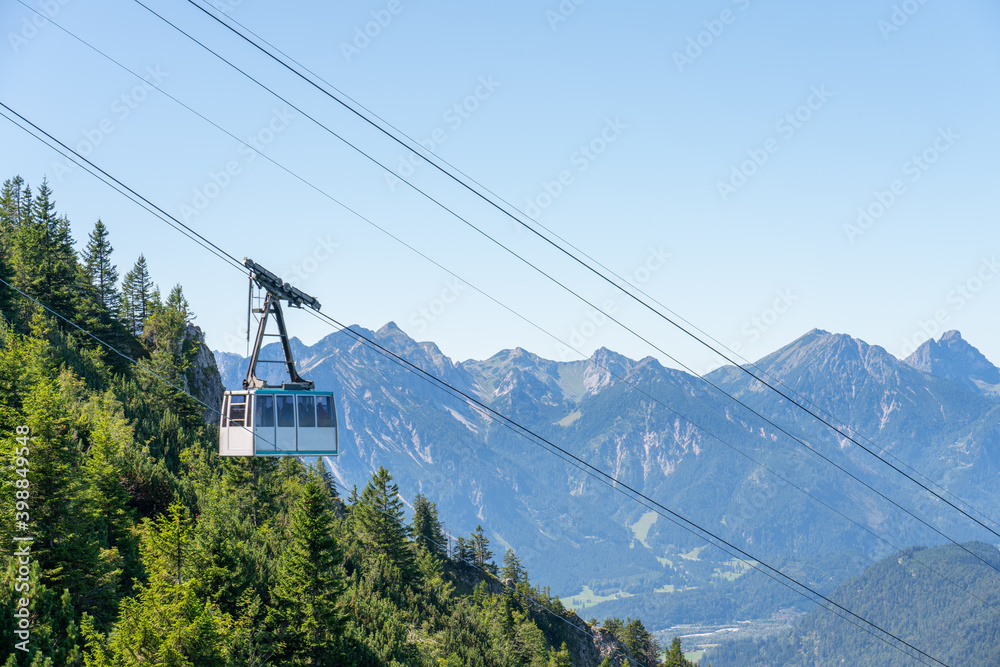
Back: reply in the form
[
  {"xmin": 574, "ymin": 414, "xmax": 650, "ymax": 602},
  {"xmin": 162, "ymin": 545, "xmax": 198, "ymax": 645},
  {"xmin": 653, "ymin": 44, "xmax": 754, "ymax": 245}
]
[
  {"xmin": 0, "ymin": 177, "xmax": 27, "ymax": 316},
  {"xmin": 0, "ymin": 234, "xmax": 14, "ymax": 320},
  {"xmin": 143, "ymin": 282, "xmax": 193, "ymax": 387},
  {"xmin": 267, "ymin": 471, "xmax": 346, "ymax": 664},
  {"xmin": 352, "ymin": 467, "xmax": 413, "ymax": 571},
  {"xmin": 80, "ymin": 219, "xmax": 119, "ymax": 312},
  {"xmin": 316, "ymin": 458, "xmax": 340, "ymax": 505},
  {"xmin": 412, "ymin": 493, "xmax": 445, "ymax": 556}
]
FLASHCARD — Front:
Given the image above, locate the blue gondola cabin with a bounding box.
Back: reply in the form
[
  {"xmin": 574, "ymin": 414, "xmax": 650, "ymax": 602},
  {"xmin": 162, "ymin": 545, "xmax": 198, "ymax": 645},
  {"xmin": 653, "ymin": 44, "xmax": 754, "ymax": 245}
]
[{"xmin": 219, "ymin": 389, "xmax": 339, "ymax": 456}]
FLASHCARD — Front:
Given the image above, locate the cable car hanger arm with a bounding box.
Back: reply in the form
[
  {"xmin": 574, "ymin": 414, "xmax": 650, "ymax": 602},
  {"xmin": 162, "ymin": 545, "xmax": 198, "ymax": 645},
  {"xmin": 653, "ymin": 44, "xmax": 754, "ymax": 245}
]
[{"xmin": 242, "ymin": 257, "xmax": 320, "ymax": 390}]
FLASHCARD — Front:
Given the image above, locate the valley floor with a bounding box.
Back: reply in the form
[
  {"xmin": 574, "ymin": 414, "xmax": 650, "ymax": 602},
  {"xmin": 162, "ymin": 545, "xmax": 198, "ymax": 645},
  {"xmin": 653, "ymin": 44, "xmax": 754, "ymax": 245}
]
[{"xmin": 655, "ymin": 611, "xmax": 807, "ymax": 660}]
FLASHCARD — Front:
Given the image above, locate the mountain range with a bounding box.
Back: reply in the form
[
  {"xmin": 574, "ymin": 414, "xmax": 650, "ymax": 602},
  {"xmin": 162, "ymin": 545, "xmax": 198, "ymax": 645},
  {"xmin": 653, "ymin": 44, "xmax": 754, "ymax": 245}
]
[{"xmin": 213, "ymin": 326, "xmax": 1000, "ymax": 635}]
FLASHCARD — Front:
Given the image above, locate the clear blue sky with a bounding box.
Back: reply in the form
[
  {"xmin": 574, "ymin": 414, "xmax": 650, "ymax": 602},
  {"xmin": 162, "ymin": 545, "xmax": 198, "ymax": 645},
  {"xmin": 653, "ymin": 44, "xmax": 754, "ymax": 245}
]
[{"xmin": 2, "ymin": 0, "xmax": 999, "ymax": 374}]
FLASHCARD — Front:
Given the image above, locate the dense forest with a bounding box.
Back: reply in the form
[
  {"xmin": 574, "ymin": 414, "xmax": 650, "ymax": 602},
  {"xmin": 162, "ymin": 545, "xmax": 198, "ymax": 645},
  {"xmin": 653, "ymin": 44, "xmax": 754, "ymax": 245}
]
[{"xmin": 0, "ymin": 175, "xmax": 704, "ymax": 665}]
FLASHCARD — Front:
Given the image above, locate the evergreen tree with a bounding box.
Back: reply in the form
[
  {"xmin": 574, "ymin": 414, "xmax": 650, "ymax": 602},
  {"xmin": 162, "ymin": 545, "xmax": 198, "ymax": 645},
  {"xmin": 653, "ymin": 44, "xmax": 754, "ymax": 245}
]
[
  {"xmin": 315, "ymin": 458, "xmax": 341, "ymax": 510},
  {"xmin": 121, "ymin": 255, "xmax": 155, "ymax": 335},
  {"xmin": 267, "ymin": 471, "xmax": 346, "ymax": 664},
  {"xmin": 0, "ymin": 177, "xmax": 26, "ymax": 319},
  {"xmin": 618, "ymin": 617, "xmax": 661, "ymax": 667},
  {"xmin": 455, "ymin": 536, "xmax": 473, "ymax": 564},
  {"xmin": 0, "ymin": 175, "xmax": 30, "ymax": 233},
  {"xmin": 352, "ymin": 467, "xmax": 413, "ymax": 571},
  {"xmin": 547, "ymin": 642, "xmax": 572, "ymax": 667},
  {"xmin": 412, "ymin": 493, "xmax": 445, "ymax": 556},
  {"xmin": 143, "ymin": 283, "xmax": 193, "ymax": 388},
  {"xmin": 9, "ymin": 179, "xmax": 78, "ymax": 318},
  {"xmin": 501, "ymin": 548, "xmax": 527, "ymax": 584},
  {"xmin": 662, "ymin": 636, "xmax": 694, "ymax": 667},
  {"xmin": 471, "ymin": 524, "xmax": 493, "ymax": 568},
  {"xmin": 81, "ymin": 503, "xmax": 231, "ymax": 664},
  {"xmin": 80, "ymin": 220, "xmax": 119, "ymax": 312},
  {"xmin": 0, "ymin": 235, "xmax": 14, "ymax": 320},
  {"xmin": 164, "ymin": 284, "xmax": 194, "ymax": 323}
]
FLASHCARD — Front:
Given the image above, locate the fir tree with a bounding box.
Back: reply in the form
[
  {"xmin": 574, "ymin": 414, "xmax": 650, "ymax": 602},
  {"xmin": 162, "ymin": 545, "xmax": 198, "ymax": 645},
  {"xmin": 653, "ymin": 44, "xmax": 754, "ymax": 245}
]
[
  {"xmin": 618, "ymin": 617, "xmax": 661, "ymax": 667},
  {"xmin": 412, "ymin": 493, "xmax": 445, "ymax": 556},
  {"xmin": 81, "ymin": 503, "xmax": 231, "ymax": 664},
  {"xmin": 454, "ymin": 536, "xmax": 473, "ymax": 564},
  {"xmin": 164, "ymin": 283, "xmax": 194, "ymax": 323},
  {"xmin": 0, "ymin": 235, "xmax": 14, "ymax": 320},
  {"xmin": 10, "ymin": 179, "xmax": 78, "ymax": 318},
  {"xmin": 143, "ymin": 283, "xmax": 194, "ymax": 388},
  {"xmin": 471, "ymin": 524, "xmax": 493, "ymax": 568},
  {"xmin": 267, "ymin": 471, "xmax": 345, "ymax": 664},
  {"xmin": 547, "ymin": 642, "xmax": 572, "ymax": 667},
  {"xmin": 81, "ymin": 219, "xmax": 119, "ymax": 312},
  {"xmin": 0, "ymin": 177, "xmax": 28, "ymax": 316},
  {"xmin": 121, "ymin": 254, "xmax": 155, "ymax": 335},
  {"xmin": 662, "ymin": 636, "xmax": 695, "ymax": 667},
  {"xmin": 353, "ymin": 466, "xmax": 413, "ymax": 571},
  {"xmin": 501, "ymin": 548, "xmax": 527, "ymax": 584},
  {"xmin": 0, "ymin": 175, "xmax": 30, "ymax": 233}
]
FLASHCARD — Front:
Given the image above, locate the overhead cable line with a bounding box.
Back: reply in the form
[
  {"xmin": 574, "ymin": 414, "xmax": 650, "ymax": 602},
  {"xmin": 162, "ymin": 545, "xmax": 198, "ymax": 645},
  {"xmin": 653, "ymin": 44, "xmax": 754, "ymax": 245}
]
[
  {"xmin": 0, "ymin": 277, "xmax": 637, "ymax": 667},
  {"xmin": 0, "ymin": 109, "xmax": 950, "ymax": 667},
  {"xmin": 18, "ymin": 2, "xmax": 1000, "ymax": 608},
  {"xmin": 116, "ymin": 0, "xmax": 1000, "ymax": 579},
  {"xmin": 187, "ymin": 0, "xmax": 1000, "ymax": 536},
  {"xmin": 173, "ymin": 0, "xmax": 1000, "ymax": 541},
  {"xmin": 8, "ymin": 14, "xmax": 1000, "ymax": 586},
  {"xmin": 302, "ymin": 310, "xmax": 950, "ymax": 667},
  {"xmin": 0, "ymin": 110, "xmax": 244, "ymax": 273},
  {"xmin": 333, "ymin": 468, "xmax": 639, "ymax": 666},
  {"xmin": 14, "ymin": 4, "xmax": 989, "ymax": 604}
]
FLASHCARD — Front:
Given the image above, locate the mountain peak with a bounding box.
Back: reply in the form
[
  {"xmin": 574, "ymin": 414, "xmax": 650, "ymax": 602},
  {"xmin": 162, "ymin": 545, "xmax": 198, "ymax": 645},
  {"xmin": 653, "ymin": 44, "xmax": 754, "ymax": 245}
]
[
  {"xmin": 905, "ymin": 331, "xmax": 1000, "ymax": 397},
  {"xmin": 940, "ymin": 329, "xmax": 963, "ymax": 343},
  {"xmin": 377, "ymin": 321, "xmax": 406, "ymax": 336}
]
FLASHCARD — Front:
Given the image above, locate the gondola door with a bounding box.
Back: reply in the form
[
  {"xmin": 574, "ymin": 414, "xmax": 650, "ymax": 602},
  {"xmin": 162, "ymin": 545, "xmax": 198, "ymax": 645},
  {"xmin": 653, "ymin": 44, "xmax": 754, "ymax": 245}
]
[{"xmin": 275, "ymin": 394, "xmax": 297, "ymax": 454}]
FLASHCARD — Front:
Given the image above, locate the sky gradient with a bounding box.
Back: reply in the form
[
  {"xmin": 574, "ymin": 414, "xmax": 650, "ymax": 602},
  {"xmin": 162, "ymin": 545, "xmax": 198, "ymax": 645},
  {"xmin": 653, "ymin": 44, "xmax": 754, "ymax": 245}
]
[{"xmin": 2, "ymin": 0, "xmax": 998, "ymax": 374}]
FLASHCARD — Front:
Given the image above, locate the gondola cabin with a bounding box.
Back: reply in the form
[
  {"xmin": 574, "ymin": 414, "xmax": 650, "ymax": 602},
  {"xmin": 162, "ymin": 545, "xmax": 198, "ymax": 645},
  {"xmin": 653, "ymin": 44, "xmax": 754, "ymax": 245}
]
[
  {"xmin": 219, "ymin": 389, "xmax": 338, "ymax": 457},
  {"xmin": 219, "ymin": 258, "xmax": 340, "ymax": 458}
]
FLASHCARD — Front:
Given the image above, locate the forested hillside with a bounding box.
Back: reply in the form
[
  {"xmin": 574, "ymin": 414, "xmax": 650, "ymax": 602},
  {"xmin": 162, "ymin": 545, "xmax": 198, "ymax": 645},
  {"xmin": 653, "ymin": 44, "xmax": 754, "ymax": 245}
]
[
  {"xmin": 0, "ymin": 175, "xmax": 697, "ymax": 665},
  {"xmin": 709, "ymin": 541, "xmax": 1000, "ymax": 666}
]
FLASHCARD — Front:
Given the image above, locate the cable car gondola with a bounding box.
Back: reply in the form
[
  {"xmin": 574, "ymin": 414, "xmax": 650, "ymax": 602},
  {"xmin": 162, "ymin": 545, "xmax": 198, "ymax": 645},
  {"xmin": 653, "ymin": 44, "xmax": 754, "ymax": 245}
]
[{"xmin": 219, "ymin": 258, "xmax": 338, "ymax": 457}]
